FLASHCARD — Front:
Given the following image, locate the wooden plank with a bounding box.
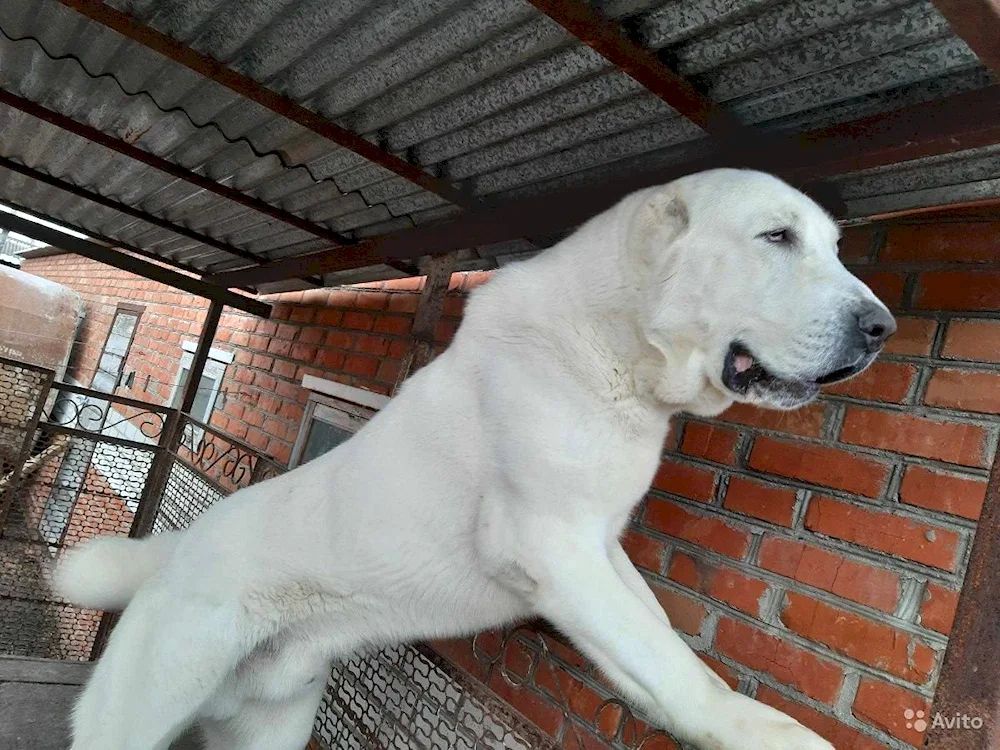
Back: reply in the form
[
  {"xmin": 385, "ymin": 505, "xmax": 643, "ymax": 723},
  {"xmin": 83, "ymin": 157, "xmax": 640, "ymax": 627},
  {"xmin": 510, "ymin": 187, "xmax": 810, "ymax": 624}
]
[
  {"xmin": 932, "ymin": 1, "xmax": 1000, "ymax": 76},
  {"xmin": 0, "ymin": 211, "xmax": 271, "ymax": 317},
  {"xmin": 0, "ymin": 656, "xmax": 91, "ymax": 686},
  {"xmin": 527, "ymin": 0, "xmax": 743, "ymax": 138},
  {"xmin": 55, "ymin": 0, "xmax": 479, "ymax": 210},
  {"xmin": 206, "ymin": 84, "xmax": 1000, "ymax": 288}
]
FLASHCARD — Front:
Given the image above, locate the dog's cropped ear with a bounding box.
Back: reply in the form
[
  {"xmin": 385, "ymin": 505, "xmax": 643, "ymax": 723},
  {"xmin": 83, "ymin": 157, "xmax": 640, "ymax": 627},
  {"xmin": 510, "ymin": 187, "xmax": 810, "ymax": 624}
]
[{"xmin": 629, "ymin": 186, "xmax": 689, "ymax": 259}]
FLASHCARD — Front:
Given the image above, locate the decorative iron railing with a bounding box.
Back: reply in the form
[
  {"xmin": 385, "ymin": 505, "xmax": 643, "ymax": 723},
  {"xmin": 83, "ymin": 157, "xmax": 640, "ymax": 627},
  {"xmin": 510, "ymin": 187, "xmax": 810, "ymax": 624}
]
[
  {"xmin": 151, "ymin": 414, "xmax": 285, "ymax": 534},
  {"xmin": 44, "ymin": 383, "xmax": 167, "ymax": 442},
  {"xmin": 0, "ymin": 358, "xmax": 170, "ymax": 660}
]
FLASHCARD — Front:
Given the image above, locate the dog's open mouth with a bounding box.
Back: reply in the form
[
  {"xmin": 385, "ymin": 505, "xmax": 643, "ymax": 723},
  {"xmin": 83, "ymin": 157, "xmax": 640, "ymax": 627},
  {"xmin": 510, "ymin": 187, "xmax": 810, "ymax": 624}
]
[{"xmin": 722, "ymin": 342, "xmax": 869, "ymax": 406}]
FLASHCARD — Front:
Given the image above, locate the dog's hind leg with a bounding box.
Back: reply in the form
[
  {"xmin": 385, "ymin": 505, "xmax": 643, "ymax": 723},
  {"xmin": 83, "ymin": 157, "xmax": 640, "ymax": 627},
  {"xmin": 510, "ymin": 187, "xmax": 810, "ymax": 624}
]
[
  {"xmin": 71, "ymin": 584, "xmax": 252, "ymax": 750},
  {"xmin": 199, "ymin": 674, "xmax": 328, "ymax": 750}
]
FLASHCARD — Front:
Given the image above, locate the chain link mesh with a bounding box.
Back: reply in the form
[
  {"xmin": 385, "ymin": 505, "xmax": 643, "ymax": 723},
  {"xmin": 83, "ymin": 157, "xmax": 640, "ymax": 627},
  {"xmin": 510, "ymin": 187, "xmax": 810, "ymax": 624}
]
[
  {"xmin": 315, "ymin": 644, "xmax": 557, "ymax": 750},
  {"xmin": 0, "ymin": 359, "xmax": 162, "ymax": 660},
  {"xmin": 155, "ymin": 460, "xmax": 225, "ymax": 533}
]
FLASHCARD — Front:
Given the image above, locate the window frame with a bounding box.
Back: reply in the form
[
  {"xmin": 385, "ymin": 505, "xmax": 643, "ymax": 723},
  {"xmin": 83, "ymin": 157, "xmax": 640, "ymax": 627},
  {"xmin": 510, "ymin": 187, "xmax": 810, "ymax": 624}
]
[
  {"xmin": 90, "ymin": 303, "xmax": 144, "ymax": 394},
  {"xmin": 290, "ymin": 392, "xmax": 378, "ymax": 468},
  {"xmin": 169, "ymin": 340, "xmax": 235, "ymax": 448}
]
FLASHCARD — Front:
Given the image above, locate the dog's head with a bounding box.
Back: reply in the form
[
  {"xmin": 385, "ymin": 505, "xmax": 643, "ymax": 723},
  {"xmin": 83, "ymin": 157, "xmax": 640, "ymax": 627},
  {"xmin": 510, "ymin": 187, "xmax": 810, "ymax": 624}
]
[{"xmin": 625, "ymin": 169, "xmax": 894, "ymax": 414}]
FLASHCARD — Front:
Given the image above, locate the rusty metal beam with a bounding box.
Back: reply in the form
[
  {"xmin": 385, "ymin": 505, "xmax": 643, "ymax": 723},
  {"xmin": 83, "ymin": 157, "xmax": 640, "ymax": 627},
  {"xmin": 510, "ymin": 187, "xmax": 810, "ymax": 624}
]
[
  {"xmin": 0, "ymin": 154, "xmax": 265, "ymax": 266},
  {"xmin": 780, "ymin": 85, "xmax": 1000, "ymax": 178},
  {"xmin": 393, "ymin": 253, "xmax": 458, "ymax": 392},
  {"xmin": 863, "ymin": 196, "xmax": 1000, "ymax": 224},
  {"xmin": 526, "ymin": 0, "xmax": 744, "ymax": 138},
  {"xmin": 0, "ymin": 88, "xmax": 350, "ymax": 246},
  {"xmin": 926, "ymin": 443, "xmax": 1000, "ymax": 749},
  {"xmin": 207, "ymin": 84, "xmax": 1000, "ymax": 288},
  {"xmin": 1, "ymin": 197, "xmax": 253, "ymax": 282},
  {"xmin": 0, "ymin": 153, "xmax": 324, "ymax": 286},
  {"xmin": 0, "ymin": 210, "xmax": 270, "ymax": 317},
  {"xmin": 54, "ymin": 0, "xmax": 480, "ymax": 210},
  {"xmin": 932, "ymin": 1, "xmax": 1000, "ymax": 76}
]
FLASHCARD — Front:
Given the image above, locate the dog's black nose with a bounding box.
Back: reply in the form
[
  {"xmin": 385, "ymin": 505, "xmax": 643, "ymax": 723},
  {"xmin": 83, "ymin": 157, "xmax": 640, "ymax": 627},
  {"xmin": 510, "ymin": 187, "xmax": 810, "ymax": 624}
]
[{"xmin": 857, "ymin": 305, "xmax": 897, "ymax": 352}]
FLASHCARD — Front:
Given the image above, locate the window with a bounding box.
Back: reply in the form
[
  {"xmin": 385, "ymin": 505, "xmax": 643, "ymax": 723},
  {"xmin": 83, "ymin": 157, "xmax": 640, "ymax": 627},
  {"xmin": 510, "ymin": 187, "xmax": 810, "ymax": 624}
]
[
  {"xmin": 170, "ymin": 341, "xmax": 234, "ymax": 446},
  {"xmin": 291, "ymin": 376, "xmax": 387, "ymax": 467},
  {"xmin": 91, "ymin": 304, "xmax": 142, "ymax": 394},
  {"xmin": 80, "ymin": 304, "xmax": 142, "ymax": 432}
]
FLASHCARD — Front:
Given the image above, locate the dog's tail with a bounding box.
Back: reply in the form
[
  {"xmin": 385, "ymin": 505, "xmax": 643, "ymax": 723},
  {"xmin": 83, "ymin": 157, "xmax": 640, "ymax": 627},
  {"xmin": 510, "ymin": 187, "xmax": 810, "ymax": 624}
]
[{"xmin": 52, "ymin": 532, "xmax": 181, "ymax": 610}]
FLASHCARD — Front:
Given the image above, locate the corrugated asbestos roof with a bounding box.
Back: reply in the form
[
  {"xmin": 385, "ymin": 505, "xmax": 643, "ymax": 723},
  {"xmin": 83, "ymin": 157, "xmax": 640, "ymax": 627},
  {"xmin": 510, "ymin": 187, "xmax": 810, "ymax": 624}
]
[{"xmin": 0, "ymin": 0, "xmax": 996, "ymax": 290}]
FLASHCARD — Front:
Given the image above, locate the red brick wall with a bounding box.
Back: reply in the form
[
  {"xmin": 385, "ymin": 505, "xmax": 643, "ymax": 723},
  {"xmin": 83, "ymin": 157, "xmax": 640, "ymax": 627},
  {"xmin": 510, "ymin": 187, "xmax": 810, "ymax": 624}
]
[
  {"xmin": 21, "ymin": 219, "xmax": 1000, "ymax": 748},
  {"xmin": 19, "ymin": 253, "xmax": 212, "ymax": 399},
  {"xmin": 22, "ymin": 253, "xmax": 478, "ymax": 466}
]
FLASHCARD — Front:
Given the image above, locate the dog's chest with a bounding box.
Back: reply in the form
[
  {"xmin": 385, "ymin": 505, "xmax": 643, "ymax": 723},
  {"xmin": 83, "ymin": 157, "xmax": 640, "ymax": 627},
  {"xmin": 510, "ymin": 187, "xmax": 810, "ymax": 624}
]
[
  {"xmin": 542, "ymin": 419, "xmax": 666, "ymax": 518},
  {"xmin": 587, "ymin": 442, "xmax": 663, "ymax": 514}
]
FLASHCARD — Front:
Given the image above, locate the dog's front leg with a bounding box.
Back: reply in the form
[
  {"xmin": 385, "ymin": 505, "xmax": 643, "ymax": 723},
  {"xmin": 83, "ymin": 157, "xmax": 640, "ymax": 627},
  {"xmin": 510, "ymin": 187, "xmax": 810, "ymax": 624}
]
[
  {"xmin": 608, "ymin": 540, "xmax": 732, "ymax": 691},
  {"xmin": 520, "ymin": 521, "xmax": 833, "ymax": 750}
]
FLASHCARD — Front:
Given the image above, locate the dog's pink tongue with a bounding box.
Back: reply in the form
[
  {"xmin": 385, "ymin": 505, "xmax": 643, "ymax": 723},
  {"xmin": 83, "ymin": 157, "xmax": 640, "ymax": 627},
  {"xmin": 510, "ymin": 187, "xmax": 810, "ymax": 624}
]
[{"xmin": 734, "ymin": 354, "xmax": 754, "ymax": 373}]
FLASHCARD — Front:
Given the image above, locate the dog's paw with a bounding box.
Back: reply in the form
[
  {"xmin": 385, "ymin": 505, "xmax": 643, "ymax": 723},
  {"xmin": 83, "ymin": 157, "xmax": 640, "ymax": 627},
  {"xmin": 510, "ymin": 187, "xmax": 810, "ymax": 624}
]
[
  {"xmin": 698, "ymin": 692, "xmax": 833, "ymax": 750},
  {"xmin": 757, "ymin": 717, "xmax": 834, "ymax": 750}
]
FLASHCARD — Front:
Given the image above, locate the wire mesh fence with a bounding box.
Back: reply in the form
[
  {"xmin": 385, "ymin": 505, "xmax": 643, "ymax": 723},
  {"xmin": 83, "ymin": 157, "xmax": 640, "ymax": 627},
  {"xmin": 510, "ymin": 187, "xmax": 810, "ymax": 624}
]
[
  {"xmin": 0, "ymin": 356, "xmax": 165, "ymax": 660},
  {"xmin": 316, "ymin": 643, "xmax": 558, "ymax": 750}
]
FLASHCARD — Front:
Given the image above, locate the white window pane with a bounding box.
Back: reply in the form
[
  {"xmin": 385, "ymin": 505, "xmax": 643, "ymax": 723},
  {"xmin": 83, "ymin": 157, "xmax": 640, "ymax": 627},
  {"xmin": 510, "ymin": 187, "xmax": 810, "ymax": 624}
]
[
  {"xmin": 92, "ymin": 311, "xmax": 138, "ymax": 393},
  {"xmin": 190, "ymin": 374, "xmax": 217, "ymax": 422},
  {"xmin": 91, "ymin": 365, "xmax": 119, "ymax": 394},
  {"xmin": 301, "ymin": 419, "xmax": 355, "ymax": 464},
  {"xmin": 174, "ymin": 367, "xmax": 218, "ymax": 422},
  {"xmin": 105, "ymin": 313, "xmax": 138, "ymax": 355}
]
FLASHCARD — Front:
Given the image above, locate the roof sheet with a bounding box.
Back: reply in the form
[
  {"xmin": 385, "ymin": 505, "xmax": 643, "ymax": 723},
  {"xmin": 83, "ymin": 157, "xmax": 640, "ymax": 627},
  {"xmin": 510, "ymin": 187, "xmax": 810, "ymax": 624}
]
[{"xmin": 0, "ymin": 0, "xmax": 996, "ymax": 290}]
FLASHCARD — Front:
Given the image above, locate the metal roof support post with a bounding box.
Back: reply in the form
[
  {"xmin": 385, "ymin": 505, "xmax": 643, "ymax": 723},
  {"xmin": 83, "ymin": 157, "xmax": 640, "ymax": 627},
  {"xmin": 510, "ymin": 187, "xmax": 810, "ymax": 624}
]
[
  {"xmin": 131, "ymin": 298, "xmax": 225, "ymax": 538},
  {"xmin": 92, "ymin": 300, "xmax": 226, "ymax": 657},
  {"xmin": 392, "ymin": 253, "xmax": 458, "ymax": 393}
]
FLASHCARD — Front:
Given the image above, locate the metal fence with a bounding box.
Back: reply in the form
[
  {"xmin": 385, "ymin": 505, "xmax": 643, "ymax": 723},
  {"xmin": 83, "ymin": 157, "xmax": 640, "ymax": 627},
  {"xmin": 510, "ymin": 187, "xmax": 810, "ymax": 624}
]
[
  {"xmin": 154, "ymin": 413, "xmax": 285, "ymax": 534},
  {"xmin": 316, "ymin": 642, "xmax": 558, "ymax": 750},
  {"xmin": 0, "ymin": 356, "xmax": 167, "ymax": 660}
]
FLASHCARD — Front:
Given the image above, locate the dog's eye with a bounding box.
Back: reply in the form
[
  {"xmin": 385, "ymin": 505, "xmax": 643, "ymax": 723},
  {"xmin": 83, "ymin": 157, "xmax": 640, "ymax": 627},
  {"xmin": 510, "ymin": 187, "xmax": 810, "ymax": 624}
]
[{"xmin": 762, "ymin": 229, "xmax": 791, "ymax": 244}]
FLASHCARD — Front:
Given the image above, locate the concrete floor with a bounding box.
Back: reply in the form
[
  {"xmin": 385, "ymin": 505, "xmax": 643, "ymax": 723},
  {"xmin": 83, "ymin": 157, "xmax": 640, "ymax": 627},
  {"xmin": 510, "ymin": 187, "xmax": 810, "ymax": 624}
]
[{"xmin": 0, "ymin": 656, "xmax": 201, "ymax": 750}]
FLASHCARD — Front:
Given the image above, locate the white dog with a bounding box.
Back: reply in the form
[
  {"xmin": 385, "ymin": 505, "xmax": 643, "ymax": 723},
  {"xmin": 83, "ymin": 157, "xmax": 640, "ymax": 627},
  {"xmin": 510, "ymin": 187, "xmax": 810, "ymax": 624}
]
[{"xmin": 56, "ymin": 169, "xmax": 895, "ymax": 750}]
